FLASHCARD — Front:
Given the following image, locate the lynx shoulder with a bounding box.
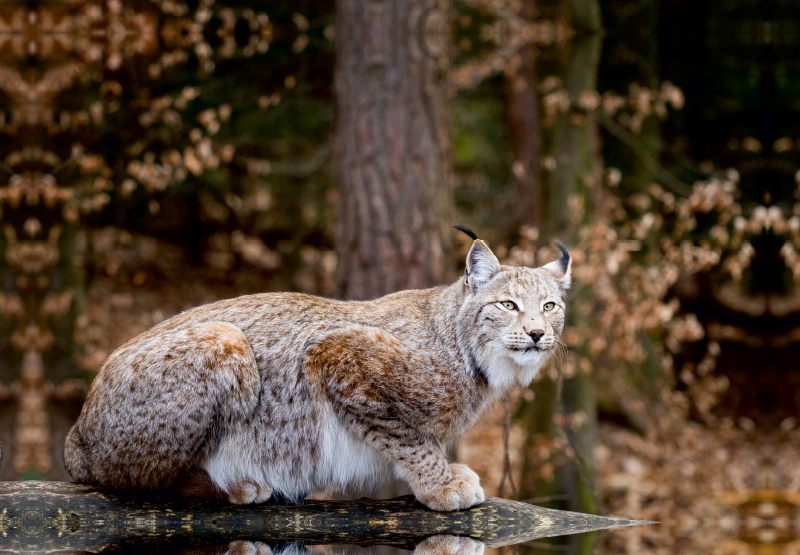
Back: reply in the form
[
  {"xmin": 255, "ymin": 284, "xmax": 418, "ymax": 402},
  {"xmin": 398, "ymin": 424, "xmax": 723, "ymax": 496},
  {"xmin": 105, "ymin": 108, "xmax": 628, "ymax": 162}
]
[{"xmin": 64, "ymin": 228, "xmax": 571, "ymax": 511}]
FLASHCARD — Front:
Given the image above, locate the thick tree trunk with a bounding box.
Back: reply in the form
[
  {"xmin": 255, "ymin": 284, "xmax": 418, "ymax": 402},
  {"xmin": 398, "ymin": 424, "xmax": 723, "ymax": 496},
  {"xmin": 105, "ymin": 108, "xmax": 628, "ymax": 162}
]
[
  {"xmin": 518, "ymin": 3, "xmax": 602, "ymax": 554},
  {"xmin": 545, "ymin": 33, "xmax": 603, "ymax": 239},
  {"xmin": 550, "ymin": 23, "xmax": 603, "ymax": 536},
  {"xmin": 0, "ymin": 481, "xmax": 648, "ymax": 554},
  {"xmin": 334, "ymin": 0, "xmax": 453, "ymax": 300},
  {"xmin": 504, "ymin": 0, "xmax": 544, "ymax": 234},
  {"xmin": 530, "ymin": 34, "xmax": 603, "ymax": 511}
]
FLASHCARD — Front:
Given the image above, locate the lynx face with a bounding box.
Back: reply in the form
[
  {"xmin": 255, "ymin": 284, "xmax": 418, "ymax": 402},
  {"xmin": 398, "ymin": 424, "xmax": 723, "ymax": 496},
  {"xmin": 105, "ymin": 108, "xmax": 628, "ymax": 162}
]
[{"xmin": 458, "ymin": 240, "xmax": 571, "ymax": 390}]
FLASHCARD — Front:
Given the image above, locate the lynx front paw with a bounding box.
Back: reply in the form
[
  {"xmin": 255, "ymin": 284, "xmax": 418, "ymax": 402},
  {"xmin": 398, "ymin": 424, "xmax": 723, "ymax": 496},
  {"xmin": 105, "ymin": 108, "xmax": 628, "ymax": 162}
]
[
  {"xmin": 414, "ymin": 535, "xmax": 485, "ymax": 555},
  {"xmin": 450, "ymin": 464, "xmax": 481, "ymax": 489},
  {"xmin": 226, "ymin": 541, "xmax": 273, "ymax": 555},
  {"xmin": 227, "ymin": 481, "xmax": 272, "ymax": 504},
  {"xmin": 416, "ymin": 464, "xmax": 485, "ymax": 512}
]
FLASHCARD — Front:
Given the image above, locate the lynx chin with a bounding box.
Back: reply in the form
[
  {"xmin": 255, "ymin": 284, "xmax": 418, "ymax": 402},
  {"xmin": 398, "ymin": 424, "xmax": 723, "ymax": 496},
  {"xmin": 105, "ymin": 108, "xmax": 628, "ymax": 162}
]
[{"xmin": 64, "ymin": 226, "xmax": 571, "ymax": 512}]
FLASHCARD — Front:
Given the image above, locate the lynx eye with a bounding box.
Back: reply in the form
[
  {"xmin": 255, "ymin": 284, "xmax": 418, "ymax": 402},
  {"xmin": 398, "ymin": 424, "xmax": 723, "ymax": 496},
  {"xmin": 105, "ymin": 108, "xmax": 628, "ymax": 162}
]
[
  {"xmin": 543, "ymin": 302, "xmax": 556, "ymax": 311},
  {"xmin": 498, "ymin": 301, "xmax": 518, "ymax": 311}
]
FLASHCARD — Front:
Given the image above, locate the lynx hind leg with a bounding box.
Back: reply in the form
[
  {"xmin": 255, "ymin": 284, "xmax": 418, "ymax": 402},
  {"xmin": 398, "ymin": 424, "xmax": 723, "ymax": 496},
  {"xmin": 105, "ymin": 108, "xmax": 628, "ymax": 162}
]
[
  {"xmin": 414, "ymin": 536, "xmax": 485, "ymax": 555},
  {"xmin": 173, "ymin": 469, "xmax": 272, "ymax": 505},
  {"xmin": 71, "ymin": 321, "xmax": 260, "ymax": 491},
  {"xmin": 63, "ymin": 426, "xmax": 92, "ymax": 483},
  {"xmin": 227, "ymin": 480, "xmax": 273, "ymax": 504}
]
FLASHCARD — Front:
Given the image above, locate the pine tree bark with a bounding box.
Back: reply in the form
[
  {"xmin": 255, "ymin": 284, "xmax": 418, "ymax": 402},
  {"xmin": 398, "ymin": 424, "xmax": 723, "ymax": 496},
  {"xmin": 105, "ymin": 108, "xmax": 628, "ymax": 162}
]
[{"xmin": 335, "ymin": 0, "xmax": 453, "ymax": 300}]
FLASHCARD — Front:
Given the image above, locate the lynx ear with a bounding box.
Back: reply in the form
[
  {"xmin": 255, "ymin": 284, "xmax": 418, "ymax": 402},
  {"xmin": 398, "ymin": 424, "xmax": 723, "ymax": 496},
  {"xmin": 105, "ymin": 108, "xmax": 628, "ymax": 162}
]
[
  {"xmin": 465, "ymin": 239, "xmax": 501, "ymax": 290},
  {"xmin": 542, "ymin": 242, "xmax": 572, "ymax": 290},
  {"xmin": 452, "ymin": 224, "xmax": 500, "ymax": 290}
]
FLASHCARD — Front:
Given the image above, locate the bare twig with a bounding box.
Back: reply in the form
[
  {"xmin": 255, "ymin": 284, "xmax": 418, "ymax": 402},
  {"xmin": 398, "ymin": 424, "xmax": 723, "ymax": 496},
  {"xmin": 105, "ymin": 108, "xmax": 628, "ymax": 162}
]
[
  {"xmin": 244, "ymin": 140, "xmax": 332, "ymax": 178},
  {"xmin": 598, "ymin": 113, "xmax": 691, "ymax": 195},
  {"xmin": 499, "ymin": 394, "xmax": 519, "ymax": 499}
]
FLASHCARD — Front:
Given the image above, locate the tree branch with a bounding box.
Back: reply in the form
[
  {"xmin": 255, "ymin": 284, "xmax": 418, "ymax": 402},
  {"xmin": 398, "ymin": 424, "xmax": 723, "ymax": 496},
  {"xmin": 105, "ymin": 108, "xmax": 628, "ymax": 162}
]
[
  {"xmin": 598, "ymin": 113, "xmax": 691, "ymax": 195},
  {"xmin": 0, "ymin": 481, "xmax": 650, "ymax": 552}
]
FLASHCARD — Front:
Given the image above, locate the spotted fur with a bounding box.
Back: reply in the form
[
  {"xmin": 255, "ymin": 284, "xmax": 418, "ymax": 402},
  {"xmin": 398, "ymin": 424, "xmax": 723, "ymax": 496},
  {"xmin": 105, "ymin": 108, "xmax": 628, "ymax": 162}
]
[{"xmin": 64, "ymin": 238, "xmax": 571, "ymax": 511}]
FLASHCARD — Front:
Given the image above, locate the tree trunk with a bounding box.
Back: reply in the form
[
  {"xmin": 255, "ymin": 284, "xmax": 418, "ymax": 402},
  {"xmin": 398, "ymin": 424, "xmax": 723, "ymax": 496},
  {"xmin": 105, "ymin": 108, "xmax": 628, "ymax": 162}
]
[
  {"xmin": 334, "ymin": 0, "xmax": 453, "ymax": 300},
  {"xmin": 517, "ymin": 2, "xmax": 602, "ymax": 554},
  {"xmin": 545, "ymin": 33, "xmax": 603, "ymax": 239},
  {"xmin": 0, "ymin": 481, "xmax": 648, "ymax": 553},
  {"xmin": 504, "ymin": 0, "xmax": 544, "ymax": 235}
]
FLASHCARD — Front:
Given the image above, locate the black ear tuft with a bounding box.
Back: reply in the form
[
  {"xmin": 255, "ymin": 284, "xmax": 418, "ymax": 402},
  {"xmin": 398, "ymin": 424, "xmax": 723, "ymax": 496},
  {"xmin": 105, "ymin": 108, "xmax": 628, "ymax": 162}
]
[
  {"xmin": 555, "ymin": 242, "xmax": 570, "ymax": 272},
  {"xmin": 543, "ymin": 241, "xmax": 572, "ymax": 290},
  {"xmin": 452, "ymin": 224, "xmax": 478, "ymax": 241}
]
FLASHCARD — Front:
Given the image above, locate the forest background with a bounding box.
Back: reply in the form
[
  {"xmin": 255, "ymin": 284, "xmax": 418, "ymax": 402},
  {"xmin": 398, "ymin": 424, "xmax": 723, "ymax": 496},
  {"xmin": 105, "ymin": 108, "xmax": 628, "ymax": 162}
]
[{"xmin": 0, "ymin": 1, "xmax": 798, "ymax": 555}]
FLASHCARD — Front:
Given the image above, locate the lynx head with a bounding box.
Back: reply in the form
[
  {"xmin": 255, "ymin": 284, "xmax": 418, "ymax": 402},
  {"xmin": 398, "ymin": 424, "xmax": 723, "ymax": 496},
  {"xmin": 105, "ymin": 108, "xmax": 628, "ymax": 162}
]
[{"xmin": 453, "ymin": 225, "xmax": 571, "ymax": 391}]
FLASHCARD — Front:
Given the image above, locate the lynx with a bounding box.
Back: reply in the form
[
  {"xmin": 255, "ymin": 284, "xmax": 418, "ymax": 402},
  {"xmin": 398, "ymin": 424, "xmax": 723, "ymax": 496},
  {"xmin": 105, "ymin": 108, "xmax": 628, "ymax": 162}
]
[{"xmin": 64, "ymin": 226, "xmax": 571, "ymax": 512}]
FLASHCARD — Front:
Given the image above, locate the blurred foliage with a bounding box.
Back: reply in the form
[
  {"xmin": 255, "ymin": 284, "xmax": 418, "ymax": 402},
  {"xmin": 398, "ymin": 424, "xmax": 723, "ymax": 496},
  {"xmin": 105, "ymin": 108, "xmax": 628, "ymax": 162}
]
[{"xmin": 0, "ymin": 0, "xmax": 338, "ymax": 478}]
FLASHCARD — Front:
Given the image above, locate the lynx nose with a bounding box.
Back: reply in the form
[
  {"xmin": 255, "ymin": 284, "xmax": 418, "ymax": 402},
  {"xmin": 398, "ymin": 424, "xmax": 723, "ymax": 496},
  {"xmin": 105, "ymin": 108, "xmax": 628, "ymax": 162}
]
[{"xmin": 529, "ymin": 329, "xmax": 544, "ymax": 343}]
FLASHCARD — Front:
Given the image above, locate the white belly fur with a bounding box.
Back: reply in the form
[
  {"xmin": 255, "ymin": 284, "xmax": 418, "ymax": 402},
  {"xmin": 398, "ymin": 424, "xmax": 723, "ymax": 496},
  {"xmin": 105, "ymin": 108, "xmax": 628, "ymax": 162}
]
[
  {"xmin": 202, "ymin": 410, "xmax": 391, "ymax": 500},
  {"xmin": 316, "ymin": 410, "xmax": 392, "ymax": 496}
]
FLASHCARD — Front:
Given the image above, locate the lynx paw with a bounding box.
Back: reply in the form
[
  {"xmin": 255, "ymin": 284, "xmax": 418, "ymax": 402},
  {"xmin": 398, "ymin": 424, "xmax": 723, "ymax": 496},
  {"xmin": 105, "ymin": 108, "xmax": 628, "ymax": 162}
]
[
  {"xmin": 450, "ymin": 464, "xmax": 481, "ymax": 489},
  {"xmin": 226, "ymin": 541, "xmax": 273, "ymax": 555},
  {"xmin": 227, "ymin": 481, "xmax": 272, "ymax": 504},
  {"xmin": 414, "ymin": 536, "xmax": 485, "ymax": 555},
  {"xmin": 416, "ymin": 464, "xmax": 485, "ymax": 512}
]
